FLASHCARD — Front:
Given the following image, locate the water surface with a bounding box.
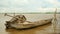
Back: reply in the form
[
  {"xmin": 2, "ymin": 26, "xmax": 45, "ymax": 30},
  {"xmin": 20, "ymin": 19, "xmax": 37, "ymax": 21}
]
[{"xmin": 0, "ymin": 14, "xmax": 60, "ymax": 34}]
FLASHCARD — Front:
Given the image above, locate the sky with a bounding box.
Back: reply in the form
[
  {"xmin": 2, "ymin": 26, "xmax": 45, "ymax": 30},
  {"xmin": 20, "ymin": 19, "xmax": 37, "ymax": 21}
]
[{"xmin": 0, "ymin": 0, "xmax": 60, "ymax": 13}]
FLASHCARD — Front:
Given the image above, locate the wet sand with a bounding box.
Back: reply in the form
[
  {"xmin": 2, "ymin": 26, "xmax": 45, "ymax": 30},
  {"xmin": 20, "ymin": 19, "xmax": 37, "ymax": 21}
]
[{"xmin": 0, "ymin": 14, "xmax": 60, "ymax": 34}]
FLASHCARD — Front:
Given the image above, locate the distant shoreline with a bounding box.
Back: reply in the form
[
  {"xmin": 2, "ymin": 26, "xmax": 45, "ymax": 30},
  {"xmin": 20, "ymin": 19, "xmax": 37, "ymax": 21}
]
[{"xmin": 0, "ymin": 12, "xmax": 60, "ymax": 14}]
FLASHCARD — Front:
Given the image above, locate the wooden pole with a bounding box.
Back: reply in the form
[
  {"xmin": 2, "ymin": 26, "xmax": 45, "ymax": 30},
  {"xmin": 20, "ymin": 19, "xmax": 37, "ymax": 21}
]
[
  {"xmin": 53, "ymin": 8, "xmax": 57, "ymax": 34},
  {"xmin": 14, "ymin": 12, "xmax": 15, "ymax": 16},
  {"xmin": 4, "ymin": 13, "xmax": 19, "ymax": 19}
]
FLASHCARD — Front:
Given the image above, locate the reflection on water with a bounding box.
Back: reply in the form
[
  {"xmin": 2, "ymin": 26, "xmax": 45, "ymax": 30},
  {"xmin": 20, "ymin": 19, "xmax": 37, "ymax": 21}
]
[{"xmin": 0, "ymin": 14, "xmax": 60, "ymax": 34}]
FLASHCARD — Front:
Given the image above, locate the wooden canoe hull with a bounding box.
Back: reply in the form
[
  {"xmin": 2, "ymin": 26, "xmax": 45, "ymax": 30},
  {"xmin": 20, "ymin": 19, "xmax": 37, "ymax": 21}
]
[{"xmin": 5, "ymin": 19, "xmax": 52, "ymax": 29}]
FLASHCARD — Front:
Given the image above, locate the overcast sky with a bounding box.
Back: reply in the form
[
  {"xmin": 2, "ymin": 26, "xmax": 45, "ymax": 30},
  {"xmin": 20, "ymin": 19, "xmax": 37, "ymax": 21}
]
[{"xmin": 0, "ymin": 0, "xmax": 60, "ymax": 13}]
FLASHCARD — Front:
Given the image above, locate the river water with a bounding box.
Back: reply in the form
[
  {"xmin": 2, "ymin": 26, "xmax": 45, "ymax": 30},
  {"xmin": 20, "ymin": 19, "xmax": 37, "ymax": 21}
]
[{"xmin": 0, "ymin": 14, "xmax": 60, "ymax": 34}]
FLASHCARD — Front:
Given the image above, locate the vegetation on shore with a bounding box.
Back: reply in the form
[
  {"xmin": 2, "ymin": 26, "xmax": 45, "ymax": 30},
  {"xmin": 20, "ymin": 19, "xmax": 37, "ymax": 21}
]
[{"xmin": 45, "ymin": 12, "xmax": 60, "ymax": 14}]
